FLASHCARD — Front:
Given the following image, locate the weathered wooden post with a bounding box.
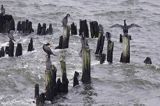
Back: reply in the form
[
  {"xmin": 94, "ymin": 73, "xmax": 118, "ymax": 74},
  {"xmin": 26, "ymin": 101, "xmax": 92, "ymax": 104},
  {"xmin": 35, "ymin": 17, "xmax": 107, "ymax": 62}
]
[
  {"xmin": 8, "ymin": 40, "xmax": 14, "ymax": 57},
  {"xmin": 15, "ymin": 43, "xmax": 22, "ymax": 57},
  {"xmin": 41, "ymin": 23, "xmax": 46, "ymax": 35},
  {"xmin": 45, "ymin": 64, "xmax": 57, "ymax": 101},
  {"xmin": 106, "ymin": 32, "xmax": 111, "ymax": 41},
  {"xmin": 107, "ymin": 40, "xmax": 114, "ymax": 63},
  {"xmin": 79, "ymin": 19, "xmax": 89, "ymax": 37},
  {"xmin": 119, "ymin": 34, "xmax": 122, "ymax": 43},
  {"xmin": 35, "ymin": 84, "xmax": 39, "ymax": 98},
  {"xmin": 55, "ymin": 36, "xmax": 63, "ymax": 49},
  {"xmin": 120, "ymin": 35, "xmax": 130, "ymax": 63},
  {"xmin": 36, "ymin": 93, "xmax": 45, "ymax": 106},
  {"xmin": 144, "ymin": 57, "xmax": 152, "ymax": 64},
  {"xmin": 62, "ymin": 25, "xmax": 70, "ymax": 49},
  {"xmin": 0, "ymin": 47, "xmax": 5, "ymax": 57},
  {"xmin": 5, "ymin": 46, "xmax": 9, "ymax": 54},
  {"xmin": 28, "ymin": 38, "xmax": 34, "ymax": 51},
  {"xmin": 100, "ymin": 53, "xmax": 106, "ymax": 64},
  {"xmin": 46, "ymin": 24, "xmax": 53, "ymax": 35},
  {"xmin": 95, "ymin": 32, "xmax": 105, "ymax": 55},
  {"xmin": 17, "ymin": 21, "xmax": 22, "ymax": 32},
  {"xmin": 73, "ymin": 71, "xmax": 79, "ymax": 87},
  {"xmin": 90, "ymin": 21, "xmax": 99, "ymax": 38},
  {"xmin": 56, "ymin": 78, "xmax": 62, "ymax": 93},
  {"xmin": 37, "ymin": 23, "xmax": 42, "ymax": 35},
  {"xmin": 71, "ymin": 22, "xmax": 77, "ymax": 35},
  {"xmin": 82, "ymin": 40, "xmax": 91, "ymax": 84},
  {"xmin": 60, "ymin": 55, "xmax": 69, "ymax": 93}
]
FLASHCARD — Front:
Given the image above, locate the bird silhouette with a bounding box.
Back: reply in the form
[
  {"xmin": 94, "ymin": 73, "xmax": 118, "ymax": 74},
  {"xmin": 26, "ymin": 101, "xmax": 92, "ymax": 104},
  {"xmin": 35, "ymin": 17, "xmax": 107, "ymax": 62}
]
[
  {"xmin": 1, "ymin": 5, "xmax": 5, "ymax": 15},
  {"xmin": 62, "ymin": 13, "xmax": 70, "ymax": 27},
  {"xmin": 110, "ymin": 20, "xmax": 141, "ymax": 35},
  {"xmin": 43, "ymin": 43, "xmax": 56, "ymax": 58}
]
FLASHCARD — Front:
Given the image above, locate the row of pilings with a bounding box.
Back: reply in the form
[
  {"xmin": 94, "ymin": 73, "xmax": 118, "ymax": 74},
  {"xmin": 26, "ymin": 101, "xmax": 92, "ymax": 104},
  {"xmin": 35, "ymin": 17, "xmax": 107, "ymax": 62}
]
[{"xmin": 0, "ymin": 38, "xmax": 34, "ymax": 58}]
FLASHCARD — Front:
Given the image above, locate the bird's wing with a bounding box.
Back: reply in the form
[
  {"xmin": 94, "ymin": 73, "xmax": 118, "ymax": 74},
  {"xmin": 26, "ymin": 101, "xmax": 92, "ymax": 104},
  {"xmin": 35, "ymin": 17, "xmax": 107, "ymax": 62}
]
[
  {"xmin": 110, "ymin": 24, "xmax": 123, "ymax": 29},
  {"xmin": 128, "ymin": 24, "xmax": 142, "ymax": 29}
]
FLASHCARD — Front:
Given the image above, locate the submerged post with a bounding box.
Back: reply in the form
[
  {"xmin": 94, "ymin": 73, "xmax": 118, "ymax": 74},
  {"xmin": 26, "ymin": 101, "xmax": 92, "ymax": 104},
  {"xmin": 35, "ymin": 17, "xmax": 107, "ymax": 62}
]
[
  {"xmin": 82, "ymin": 41, "xmax": 91, "ymax": 84},
  {"xmin": 60, "ymin": 55, "xmax": 69, "ymax": 93},
  {"xmin": 120, "ymin": 35, "xmax": 130, "ymax": 63},
  {"xmin": 107, "ymin": 40, "xmax": 114, "ymax": 63}
]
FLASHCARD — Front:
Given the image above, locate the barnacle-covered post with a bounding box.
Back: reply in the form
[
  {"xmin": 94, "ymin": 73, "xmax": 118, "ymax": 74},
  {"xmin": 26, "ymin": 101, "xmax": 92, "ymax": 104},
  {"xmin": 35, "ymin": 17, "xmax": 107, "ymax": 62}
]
[{"xmin": 120, "ymin": 35, "xmax": 130, "ymax": 63}]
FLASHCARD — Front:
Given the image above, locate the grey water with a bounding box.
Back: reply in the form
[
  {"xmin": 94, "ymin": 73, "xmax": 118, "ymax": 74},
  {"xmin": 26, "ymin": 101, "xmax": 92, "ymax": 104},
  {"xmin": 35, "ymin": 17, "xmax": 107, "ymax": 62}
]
[{"xmin": 0, "ymin": 0, "xmax": 160, "ymax": 105}]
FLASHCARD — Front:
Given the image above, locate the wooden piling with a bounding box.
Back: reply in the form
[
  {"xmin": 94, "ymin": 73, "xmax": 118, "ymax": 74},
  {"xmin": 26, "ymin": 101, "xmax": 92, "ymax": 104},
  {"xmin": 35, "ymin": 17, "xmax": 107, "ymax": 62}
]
[
  {"xmin": 0, "ymin": 47, "xmax": 5, "ymax": 57},
  {"xmin": 45, "ymin": 64, "xmax": 57, "ymax": 101},
  {"xmin": 95, "ymin": 32, "xmax": 105, "ymax": 55},
  {"xmin": 100, "ymin": 53, "xmax": 106, "ymax": 64},
  {"xmin": 144, "ymin": 57, "xmax": 152, "ymax": 64},
  {"xmin": 79, "ymin": 19, "xmax": 89, "ymax": 38},
  {"xmin": 15, "ymin": 43, "xmax": 22, "ymax": 57},
  {"xmin": 82, "ymin": 45, "xmax": 91, "ymax": 84},
  {"xmin": 8, "ymin": 40, "xmax": 14, "ymax": 57},
  {"xmin": 55, "ymin": 36, "xmax": 63, "ymax": 49},
  {"xmin": 35, "ymin": 84, "xmax": 39, "ymax": 98},
  {"xmin": 60, "ymin": 55, "xmax": 69, "ymax": 93},
  {"xmin": 107, "ymin": 40, "xmax": 114, "ymax": 63},
  {"xmin": 62, "ymin": 25, "xmax": 70, "ymax": 49},
  {"xmin": 37, "ymin": 23, "xmax": 42, "ymax": 35},
  {"xmin": 41, "ymin": 23, "xmax": 46, "ymax": 35},
  {"xmin": 120, "ymin": 35, "xmax": 130, "ymax": 63},
  {"xmin": 90, "ymin": 21, "xmax": 99, "ymax": 38},
  {"xmin": 28, "ymin": 38, "xmax": 34, "ymax": 51},
  {"xmin": 46, "ymin": 24, "xmax": 53, "ymax": 35},
  {"xmin": 71, "ymin": 22, "xmax": 77, "ymax": 35},
  {"xmin": 73, "ymin": 71, "xmax": 79, "ymax": 87}
]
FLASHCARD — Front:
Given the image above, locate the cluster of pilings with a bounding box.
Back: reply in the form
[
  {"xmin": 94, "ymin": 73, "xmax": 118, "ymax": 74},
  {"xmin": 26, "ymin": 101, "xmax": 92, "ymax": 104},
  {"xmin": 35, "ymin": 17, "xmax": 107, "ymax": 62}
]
[
  {"xmin": 35, "ymin": 55, "xmax": 81, "ymax": 105},
  {"xmin": 17, "ymin": 20, "xmax": 34, "ymax": 34},
  {"xmin": 37, "ymin": 23, "xmax": 53, "ymax": 35},
  {"xmin": 55, "ymin": 25, "xmax": 70, "ymax": 49},
  {"xmin": 0, "ymin": 38, "xmax": 34, "ymax": 58},
  {"xmin": 0, "ymin": 14, "xmax": 15, "ymax": 33}
]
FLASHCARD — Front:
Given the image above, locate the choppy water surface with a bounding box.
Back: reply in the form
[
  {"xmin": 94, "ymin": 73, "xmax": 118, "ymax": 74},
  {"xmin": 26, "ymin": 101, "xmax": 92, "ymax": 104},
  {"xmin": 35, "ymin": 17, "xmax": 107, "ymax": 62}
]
[{"xmin": 0, "ymin": 0, "xmax": 160, "ymax": 105}]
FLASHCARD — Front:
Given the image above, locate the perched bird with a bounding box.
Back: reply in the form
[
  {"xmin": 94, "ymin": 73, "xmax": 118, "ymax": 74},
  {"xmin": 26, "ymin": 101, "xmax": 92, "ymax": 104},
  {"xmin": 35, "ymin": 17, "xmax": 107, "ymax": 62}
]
[
  {"xmin": 62, "ymin": 13, "xmax": 70, "ymax": 27},
  {"xmin": 43, "ymin": 43, "xmax": 56, "ymax": 57},
  {"xmin": 8, "ymin": 30, "xmax": 15, "ymax": 41},
  {"xmin": 110, "ymin": 20, "xmax": 141, "ymax": 35},
  {"xmin": 1, "ymin": 5, "xmax": 5, "ymax": 15}
]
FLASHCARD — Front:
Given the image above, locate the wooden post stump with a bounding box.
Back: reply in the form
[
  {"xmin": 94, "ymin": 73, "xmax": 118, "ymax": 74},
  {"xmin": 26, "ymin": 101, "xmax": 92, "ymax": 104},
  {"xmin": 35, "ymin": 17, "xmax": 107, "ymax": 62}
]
[
  {"xmin": 15, "ymin": 43, "xmax": 22, "ymax": 57},
  {"xmin": 144, "ymin": 57, "xmax": 152, "ymax": 64},
  {"xmin": 95, "ymin": 33, "xmax": 105, "ymax": 55},
  {"xmin": 73, "ymin": 71, "xmax": 79, "ymax": 87},
  {"xmin": 8, "ymin": 40, "xmax": 14, "ymax": 57},
  {"xmin": 35, "ymin": 84, "xmax": 39, "ymax": 98},
  {"xmin": 79, "ymin": 19, "xmax": 89, "ymax": 37},
  {"xmin": 28, "ymin": 38, "xmax": 34, "ymax": 51},
  {"xmin": 45, "ymin": 65, "xmax": 57, "ymax": 101},
  {"xmin": 60, "ymin": 55, "xmax": 69, "ymax": 93},
  {"xmin": 90, "ymin": 21, "xmax": 99, "ymax": 38},
  {"xmin": 0, "ymin": 47, "xmax": 5, "ymax": 57},
  {"xmin": 120, "ymin": 35, "xmax": 130, "ymax": 63},
  {"xmin": 82, "ymin": 45, "xmax": 91, "ymax": 84},
  {"xmin": 100, "ymin": 53, "xmax": 106, "ymax": 64},
  {"xmin": 71, "ymin": 22, "xmax": 77, "ymax": 35},
  {"xmin": 55, "ymin": 36, "xmax": 63, "ymax": 49},
  {"xmin": 107, "ymin": 40, "xmax": 114, "ymax": 63},
  {"xmin": 46, "ymin": 24, "xmax": 53, "ymax": 35},
  {"xmin": 37, "ymin": 23, "xmax": 42, "ymax": 35},
  {"xmin": 62, "ymin": 25, "xmax": 70, "ymax": 49}
]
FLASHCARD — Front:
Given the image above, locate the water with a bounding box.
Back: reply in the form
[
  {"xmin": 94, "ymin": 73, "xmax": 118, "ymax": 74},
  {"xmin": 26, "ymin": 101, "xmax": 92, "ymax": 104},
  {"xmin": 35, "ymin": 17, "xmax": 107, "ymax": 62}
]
[{"xmin": 0, "ymin": 0, "xmax": 160, "ymax": 105}]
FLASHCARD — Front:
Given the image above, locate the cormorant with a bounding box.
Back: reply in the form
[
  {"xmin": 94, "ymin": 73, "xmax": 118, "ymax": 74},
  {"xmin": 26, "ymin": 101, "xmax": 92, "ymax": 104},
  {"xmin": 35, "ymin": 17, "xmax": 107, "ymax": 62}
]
[
  {"xmin": 1, "ymin": 5, "xmax": 5, "ymax": 15},
  {"xmin": 43, "ymin": 43, "xmax": 56, "ymax": 57},
  {"xmin": 110, "ymin": 20, "xmax": 141, "ymax": 35},
  {"xmin": 62, "ymin": 14, "xmax": 70, "ymax": 27}
]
